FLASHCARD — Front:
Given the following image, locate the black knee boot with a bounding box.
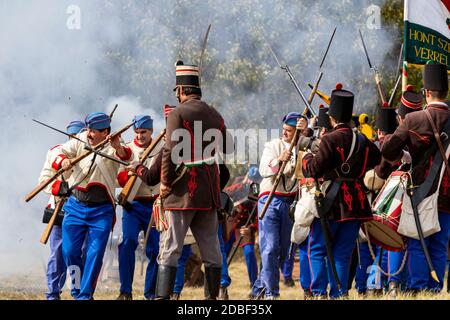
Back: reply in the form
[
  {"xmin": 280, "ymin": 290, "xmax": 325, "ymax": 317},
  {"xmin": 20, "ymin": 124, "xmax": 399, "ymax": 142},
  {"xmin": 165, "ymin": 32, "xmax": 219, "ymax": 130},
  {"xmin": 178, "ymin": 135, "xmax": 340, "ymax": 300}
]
[
  {"xmin": 155, "ymin": 265, "xmax": 177, "ymax": 300},
  {"xmin": 204, "ymin": 266, "xmax": 222, "ymax": 300}
]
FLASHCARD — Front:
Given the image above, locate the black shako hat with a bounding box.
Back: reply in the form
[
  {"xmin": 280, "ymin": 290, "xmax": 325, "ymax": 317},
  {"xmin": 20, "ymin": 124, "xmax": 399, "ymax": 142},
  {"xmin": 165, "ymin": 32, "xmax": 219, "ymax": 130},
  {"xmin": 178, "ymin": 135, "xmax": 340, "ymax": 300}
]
[
  {"xmin": 174, "ymin": 60, "xmax": 200, "ymax": 91},
  {"xmin": 329, "ymin": 89, "xmax": 354, "ymax": 123},
  {"xmin": 376, "ymin": 108, "xmax": 397, "ymax": 134},
  {"xmin": 317, "ymin": 104, "xmax": 331, "ymax": 129},
  {"xmin": 423, "ymin": 62, "xmax": 448, "ymax": 91}
]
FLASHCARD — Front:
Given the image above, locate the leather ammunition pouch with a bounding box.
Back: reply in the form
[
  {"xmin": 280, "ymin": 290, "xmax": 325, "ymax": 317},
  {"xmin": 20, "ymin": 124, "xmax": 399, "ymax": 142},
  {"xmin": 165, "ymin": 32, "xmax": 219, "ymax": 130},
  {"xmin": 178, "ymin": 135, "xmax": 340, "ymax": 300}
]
[{"xmin": 42, "ymin": 207, "xmax": 65, "ymax": 227}]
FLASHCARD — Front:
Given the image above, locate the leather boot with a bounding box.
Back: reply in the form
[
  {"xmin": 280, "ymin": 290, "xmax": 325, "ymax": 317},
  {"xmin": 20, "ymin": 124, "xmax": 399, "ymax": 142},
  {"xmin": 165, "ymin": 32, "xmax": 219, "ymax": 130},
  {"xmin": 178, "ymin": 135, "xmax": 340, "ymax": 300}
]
[
  {"xmin": 155, "ymin": 265, "xmax": 177, "ymax": 300},
  {"xmin": 204, "ymin": 266, "xmax": 222, "ymax": 300},
  {"xmin": 219, "ymin": 286, "xmax": 229, "ymax": 300},
  {"xmin": 116, "ymin": 292, "xmax": 133, "ymax": 300}
]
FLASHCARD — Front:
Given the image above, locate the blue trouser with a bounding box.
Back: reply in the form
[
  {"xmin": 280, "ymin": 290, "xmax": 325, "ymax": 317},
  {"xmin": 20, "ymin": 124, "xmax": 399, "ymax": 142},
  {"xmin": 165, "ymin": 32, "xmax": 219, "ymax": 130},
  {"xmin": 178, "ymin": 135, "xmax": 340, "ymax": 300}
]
[
  {"xmin": 366, "ymin": 246, "xmax": 388, "ymax": 290},
  {"xmin": 117, "ymin": 200, "xmax": 159, "ymax": 298},
  {"xmin": 46, "ymin": 226, "xmax": 67, "ymax": 300},
  {"xmin": 308, "ymin": 218, "xmax": 361, "ymax": 298},
  {"xmin": 243, "ymin": 244, "xmax": 258, "ymax": 287},
  {"xmin": 251, "ymin": 194, "xmax": 293, "ymax": 298},
  {"xmin": 173, "ymin": 245, "xmax": 192, "ymax": 294},
  {"xmin": 281, "ymin": 243, "xmax": 297, "ymax": 280},
  {"xmin": 406, "ymin": 212, "xmax": 450, "ymax": 291},
  {"xmin": 299, "ymin": 240, "xmax": 311, "ymax": 292},
  {"xmin": 354, "ymin": 242, "xmax": 374, "ymax": 293},
  {"xmin": 62, "ymin": 196, "xmax": 113, "ymax": 300},
  {"xmin": 224, "ymin": 231, "xmax": 258, "ymax": 287},
  {"xmin": 387, "ymin": 249, "xmax": 408, "ymax": 285},
  {"xmin": 218, "ymin": 223, "xmax": 231, "ymax": 288}
]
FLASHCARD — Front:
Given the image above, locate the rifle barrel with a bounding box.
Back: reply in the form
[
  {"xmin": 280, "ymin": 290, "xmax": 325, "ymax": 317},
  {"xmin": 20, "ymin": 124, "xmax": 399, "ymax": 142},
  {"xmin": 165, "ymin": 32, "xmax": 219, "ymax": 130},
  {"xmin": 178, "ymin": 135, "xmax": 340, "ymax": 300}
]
[
  {"xmin": 319, "ymin": 26, "xmax": 337, "ymax": 69},
  {"xmin": 359, "ymin": 29, "xmax": 373, "ymax": 69}
]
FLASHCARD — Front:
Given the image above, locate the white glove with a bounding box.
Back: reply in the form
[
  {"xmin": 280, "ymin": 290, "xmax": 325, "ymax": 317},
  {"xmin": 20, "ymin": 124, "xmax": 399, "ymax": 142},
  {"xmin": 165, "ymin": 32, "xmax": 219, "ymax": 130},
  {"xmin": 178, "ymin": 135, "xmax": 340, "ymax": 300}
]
[{"xmin": 401, "ymin": 150, "xmax": 412, "ymax": 164}]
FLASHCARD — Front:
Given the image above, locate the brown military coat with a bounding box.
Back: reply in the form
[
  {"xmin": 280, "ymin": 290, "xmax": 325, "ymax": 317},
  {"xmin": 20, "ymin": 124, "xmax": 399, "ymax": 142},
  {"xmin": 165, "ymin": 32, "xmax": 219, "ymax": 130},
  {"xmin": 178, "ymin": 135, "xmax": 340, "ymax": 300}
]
[
  {"xmin": 160, "ymin": 97, "xmax": 229, "ymax": 211},
  {"xmin": 302, "ymin": 124, "xmax": 381, "ymax": 221},
  {"xmin": 381, "ymin": 103, "xmax": 450, "ymax": 213}
]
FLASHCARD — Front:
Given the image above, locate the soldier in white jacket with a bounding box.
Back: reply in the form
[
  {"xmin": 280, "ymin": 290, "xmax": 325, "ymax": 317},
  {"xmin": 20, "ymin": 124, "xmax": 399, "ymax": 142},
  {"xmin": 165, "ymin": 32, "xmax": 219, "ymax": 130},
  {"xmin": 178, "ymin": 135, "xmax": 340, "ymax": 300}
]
[
  {"xmin": 51, "ymin": 112, "xmax": 132, "ymax": 300},
  {"xmin": 116, "ymin": 115, "xmax": 162, "ymax": 300},
  {"xmin": 39, "ymin": 120, "xmax": 85, "ymax": 300},
  {"xmin": 250, "ymin": 112, "xmax": 304, "ymax": 299}
]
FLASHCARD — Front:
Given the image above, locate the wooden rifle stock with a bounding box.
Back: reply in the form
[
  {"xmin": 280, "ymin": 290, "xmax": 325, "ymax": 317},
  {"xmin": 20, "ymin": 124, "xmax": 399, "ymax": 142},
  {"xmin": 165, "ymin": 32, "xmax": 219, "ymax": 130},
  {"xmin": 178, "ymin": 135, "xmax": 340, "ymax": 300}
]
[
  {"xmin": 117, "ymin": 129, "xmax": 166, "ymax": 206},
  {"xmin": 25, "ymin": 122, "xmax": 134, "ymax": 202},
  {"xmin": 307, "ymin": 72, "xmax": 323, "ymax": 107},
  {"xmin": 40, "ymin": 197, "xmax": 65, "ymax": 245}
]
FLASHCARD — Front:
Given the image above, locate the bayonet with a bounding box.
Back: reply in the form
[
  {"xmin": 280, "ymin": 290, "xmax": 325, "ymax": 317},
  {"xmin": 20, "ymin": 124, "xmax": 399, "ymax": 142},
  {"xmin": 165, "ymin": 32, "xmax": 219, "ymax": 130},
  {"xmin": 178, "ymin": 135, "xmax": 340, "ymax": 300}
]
[
  {"xmin": 262, "ymin": 33, "xmax": 316, "ymax": 117},
  {"xmin": 359, "ymin": 29, "xmax": 388, "ymax": 106}
]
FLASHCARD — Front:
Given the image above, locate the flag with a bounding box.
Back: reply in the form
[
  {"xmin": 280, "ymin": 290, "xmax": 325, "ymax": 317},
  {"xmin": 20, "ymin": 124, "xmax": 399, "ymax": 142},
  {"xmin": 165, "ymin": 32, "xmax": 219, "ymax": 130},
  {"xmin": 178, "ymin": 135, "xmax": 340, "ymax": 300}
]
[{"xmin": 404, "ymin": 0, "xmax": 450, "ymax": 68}]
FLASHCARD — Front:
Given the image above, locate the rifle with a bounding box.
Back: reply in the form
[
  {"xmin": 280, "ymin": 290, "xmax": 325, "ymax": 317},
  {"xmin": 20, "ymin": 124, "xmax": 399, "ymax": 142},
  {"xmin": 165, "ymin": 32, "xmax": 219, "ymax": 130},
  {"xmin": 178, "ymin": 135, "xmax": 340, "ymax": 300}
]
[
  {"xmin": 32, "ymin": 119, "xmax": 129, "ymax": 166},
  {"xmin": 25, "ymin": 121, "xmax": 134, "ymax": 202},
  {"xmin": 314, "ymin": 179, "xmax": 342, "ymax": 292},
  {"xmin": 307, "ymin": 27, "xmax": 337, "ymax": 109},
  {"xmin": 117, "ymin": 129, "xmax": 166, "ymax": 206},
  {"xmin": 40, "ymin": 197, "xmax": 65, "ymax": 244},
  {"xmin": 38, "ymin": 104, "xmax": 121, "ymax": 244},
  {"xmin": 359, "ymin": 29, "xmax": 388, "ymax": 106},
  {"xmin": 263, "ymin": 34, "xmax": 317, "ymax": 118},
  {"xmin": 259, "ymin": 28, "xmax": 337, "ymax": 220}
]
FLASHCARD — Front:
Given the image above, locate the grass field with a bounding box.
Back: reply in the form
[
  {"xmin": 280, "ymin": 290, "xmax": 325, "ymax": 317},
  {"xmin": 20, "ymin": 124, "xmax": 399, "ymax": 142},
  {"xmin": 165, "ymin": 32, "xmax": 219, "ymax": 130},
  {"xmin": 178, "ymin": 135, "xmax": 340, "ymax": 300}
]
[{"xmin": 0, "ymin": 249, "xmax": 448, "ymax": 300}]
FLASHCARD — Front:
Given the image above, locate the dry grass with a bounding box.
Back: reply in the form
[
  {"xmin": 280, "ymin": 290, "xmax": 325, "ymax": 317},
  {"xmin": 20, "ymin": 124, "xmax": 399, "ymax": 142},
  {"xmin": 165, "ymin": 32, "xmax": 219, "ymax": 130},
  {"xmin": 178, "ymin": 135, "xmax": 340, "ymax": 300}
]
[{"xmin": 0, "ymin": 250, "xmax": 448, "ymax": 300}]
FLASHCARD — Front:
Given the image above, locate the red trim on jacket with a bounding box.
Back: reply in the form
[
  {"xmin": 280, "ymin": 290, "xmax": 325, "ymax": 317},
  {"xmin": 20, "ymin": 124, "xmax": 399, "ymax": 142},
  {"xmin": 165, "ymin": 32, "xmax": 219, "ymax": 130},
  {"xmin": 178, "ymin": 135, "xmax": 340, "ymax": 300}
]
[
  {"xmin": 133, "ymin": 139, "xmax": 146, "ymax": 148},
  {"xmin": 52, "ymin": 154, "xmax": 67, "ymax": 170},
  {"xmin": 49, "ymin": 144, "xmax": 61, "ymax": 151},
  {"xmin": 51, "ymin": 180, "xmax": 62, "ymax": 196},
  {"xmin": 136, "ymin": 165, "xmax": 146, "ymax": 177}
]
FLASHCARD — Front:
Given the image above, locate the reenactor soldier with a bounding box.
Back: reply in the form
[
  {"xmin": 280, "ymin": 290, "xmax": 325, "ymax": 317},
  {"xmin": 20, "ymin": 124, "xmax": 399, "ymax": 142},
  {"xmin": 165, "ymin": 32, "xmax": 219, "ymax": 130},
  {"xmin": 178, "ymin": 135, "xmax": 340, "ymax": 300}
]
[
  {"xmin": 381, "ymin": 63, "xmax": 450, "ymax": 293},
  {"xmin": 297, "ymin": 88, "xmax": 381, "ymax": 299},
  {"xmin": 136, "ymin": 61, "xmax": 231, "ymax": 300},
  {"xmin": 51, "ymin": 112, "xmax": 132, "ymax": 300},
  {"xmin": 39, "ymin": 120, "xmax": 85, "ymax": 300},
  {"xmin": 116, "ymin": 115, "xmax": 161, "ymax": 300},
  {"xmin": 250, "ymin": 112, "xmax": 302, "ymax": 300}
]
